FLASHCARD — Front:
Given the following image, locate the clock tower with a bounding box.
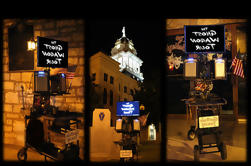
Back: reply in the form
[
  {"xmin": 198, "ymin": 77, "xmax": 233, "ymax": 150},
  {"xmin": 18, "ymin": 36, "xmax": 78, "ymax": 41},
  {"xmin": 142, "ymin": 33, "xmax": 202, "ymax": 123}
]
[{"xmin": 111, "ymin": 27, "xmax": 144, "ymax": 82}]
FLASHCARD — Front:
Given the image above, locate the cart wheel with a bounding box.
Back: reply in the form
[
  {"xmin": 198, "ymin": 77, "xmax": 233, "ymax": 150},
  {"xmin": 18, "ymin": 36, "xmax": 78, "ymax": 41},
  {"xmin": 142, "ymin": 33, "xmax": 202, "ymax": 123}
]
[
  {"xmin": 220, "ymin": 143, "xmax": 227, "ymax": 160},
  {"xmin": 17, "ymin": 148, "xmax": 27, "ymax": 161},
  {"xmin": 188, "ymin": 129, "xmax": 196, "ymax": 140},
  {"xmin": 194, "ymin": 145, "xmax": 200, "ymax": 161}
]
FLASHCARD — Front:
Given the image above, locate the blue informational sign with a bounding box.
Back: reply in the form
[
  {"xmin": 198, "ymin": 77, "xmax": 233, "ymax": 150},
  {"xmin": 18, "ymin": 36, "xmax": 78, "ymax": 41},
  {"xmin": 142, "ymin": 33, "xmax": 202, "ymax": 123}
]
[{"xmin": 116, "ymin": 101, "xmax": 140, "ymax": 116}]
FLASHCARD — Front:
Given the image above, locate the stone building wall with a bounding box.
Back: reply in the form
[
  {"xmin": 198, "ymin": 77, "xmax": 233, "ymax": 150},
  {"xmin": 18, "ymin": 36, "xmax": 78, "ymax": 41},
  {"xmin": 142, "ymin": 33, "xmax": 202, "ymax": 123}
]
[{"xmin": 2, "ymin": 19, "xmax": 85, "ymax": 157}]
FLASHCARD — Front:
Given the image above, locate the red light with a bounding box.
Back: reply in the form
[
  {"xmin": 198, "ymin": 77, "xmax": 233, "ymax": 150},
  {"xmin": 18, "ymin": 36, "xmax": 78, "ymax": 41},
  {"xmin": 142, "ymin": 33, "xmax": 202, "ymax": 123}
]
[{"xmin": 169, "ymin": 65, "xmax": 174, "ymax": 71}]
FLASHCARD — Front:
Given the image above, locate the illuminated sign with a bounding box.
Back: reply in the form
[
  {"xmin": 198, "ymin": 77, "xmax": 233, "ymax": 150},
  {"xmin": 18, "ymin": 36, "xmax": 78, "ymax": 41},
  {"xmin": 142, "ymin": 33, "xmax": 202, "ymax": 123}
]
[
  {"xmin": 185, "ymin": 25, "xmax": 225, "ymax": 53},
  {"xmin": 37, "ymin": 36, "xmax": 68, "ymax": 68},
  {"xmin": 199, "ymin": 115, "xmax": 219, "ymax": 128},
  {"xmin": 116, "ymin": 101, "xmax": 140, "ymax": 116}
]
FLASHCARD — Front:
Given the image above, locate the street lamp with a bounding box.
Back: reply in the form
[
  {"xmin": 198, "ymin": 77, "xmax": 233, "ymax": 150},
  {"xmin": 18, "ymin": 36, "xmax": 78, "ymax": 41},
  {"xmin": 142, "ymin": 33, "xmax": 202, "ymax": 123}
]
[{"xmin": 27, "ymin": 39, "xmax": 36, "ymax": 51}]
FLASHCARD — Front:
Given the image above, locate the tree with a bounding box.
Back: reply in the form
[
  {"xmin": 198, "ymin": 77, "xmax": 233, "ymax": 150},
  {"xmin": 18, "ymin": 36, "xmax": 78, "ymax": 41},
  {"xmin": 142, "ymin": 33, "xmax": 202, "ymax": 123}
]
[{"xmin": 133, "ymin": 68, "xmax": 161, "ymax": 130}]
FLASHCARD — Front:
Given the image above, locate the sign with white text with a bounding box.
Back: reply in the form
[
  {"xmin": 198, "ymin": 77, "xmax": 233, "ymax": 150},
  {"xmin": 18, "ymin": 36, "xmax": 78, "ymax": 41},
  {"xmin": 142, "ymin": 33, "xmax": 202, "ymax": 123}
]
[
  {"xmin": 37, "ymin": 36, "xmax": 68, "ymax": 68},
  {"xmin": 199, "ymin": 115, "xmax": 219, "ymax": 128},
  {"xmin": 116, "ymin": 101, "xmax": 140, "ymax": 116},
  {"xmin": 185, "ymin": 25, "xmax": 225, "ymax": 53}
]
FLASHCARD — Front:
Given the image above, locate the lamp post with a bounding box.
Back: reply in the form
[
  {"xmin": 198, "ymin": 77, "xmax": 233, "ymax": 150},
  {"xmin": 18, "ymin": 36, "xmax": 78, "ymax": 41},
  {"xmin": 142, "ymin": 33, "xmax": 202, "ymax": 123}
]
[{"xmin": 27, "ymin": 39, "xmax": 36, "ymax": 51}]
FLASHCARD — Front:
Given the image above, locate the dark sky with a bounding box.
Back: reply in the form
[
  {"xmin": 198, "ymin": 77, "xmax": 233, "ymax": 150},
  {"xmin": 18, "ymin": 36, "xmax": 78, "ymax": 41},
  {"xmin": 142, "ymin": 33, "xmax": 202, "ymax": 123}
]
[{"xmin": 85, "ymin": 18, "xmax": 166, "ymax": 78}]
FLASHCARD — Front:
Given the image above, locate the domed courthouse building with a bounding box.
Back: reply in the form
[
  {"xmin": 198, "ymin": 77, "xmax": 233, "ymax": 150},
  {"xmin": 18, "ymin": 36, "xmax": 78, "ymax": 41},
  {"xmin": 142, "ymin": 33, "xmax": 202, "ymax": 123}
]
[{"xmin": 90, "ymin": 27, "xmax": 144, "ymax": 127}]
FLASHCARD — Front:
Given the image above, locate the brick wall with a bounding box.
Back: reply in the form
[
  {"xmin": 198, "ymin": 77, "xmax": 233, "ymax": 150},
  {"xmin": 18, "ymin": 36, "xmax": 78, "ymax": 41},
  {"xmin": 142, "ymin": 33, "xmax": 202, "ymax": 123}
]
[{"xmin": 2, "ymin": 19, "xmax": 85, "ymax": 158}]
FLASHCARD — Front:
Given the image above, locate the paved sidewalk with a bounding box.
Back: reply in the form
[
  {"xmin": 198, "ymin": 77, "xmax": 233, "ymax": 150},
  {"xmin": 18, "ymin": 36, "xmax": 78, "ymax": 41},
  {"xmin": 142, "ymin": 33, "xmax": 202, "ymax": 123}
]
[
  {"xmin": 167, "ymin": 117, "xmax": 247, "ymax": 162},
  {"xmin": 3, "ymin": 143, "xmax": 84, "ymax": 162},
  {"xmin": 3, "ymin": 144, "xmax": 49, "ymax": 162}
]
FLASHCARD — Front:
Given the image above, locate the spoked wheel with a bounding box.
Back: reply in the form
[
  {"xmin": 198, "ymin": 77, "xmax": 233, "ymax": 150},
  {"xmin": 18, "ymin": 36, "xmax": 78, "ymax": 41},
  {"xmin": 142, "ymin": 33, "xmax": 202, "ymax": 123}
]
[
  {"xmin": 17, "ymin": 147, "xmax": 27, "ymax": 161},
  {"xmin": 194, "ymin": 145, "xmax": 200, "ymax": 161},
  {"xmin": 220, "ymin": 143, "xmax": 227, "ymax": 160},
  {"xmin": 188, "ymin": 129, "xmax": 196, "ymax": 140}
]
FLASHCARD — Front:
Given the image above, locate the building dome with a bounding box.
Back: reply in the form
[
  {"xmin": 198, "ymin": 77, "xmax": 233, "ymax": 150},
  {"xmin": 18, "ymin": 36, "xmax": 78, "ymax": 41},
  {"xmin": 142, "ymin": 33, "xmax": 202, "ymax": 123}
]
[
  {"xmin": 111, "ymin": 27, "xmax": 137, "ymax": 56},
  {"xmin": 110, "ymin": 27, "xmax": 144, "ymax": 82}
]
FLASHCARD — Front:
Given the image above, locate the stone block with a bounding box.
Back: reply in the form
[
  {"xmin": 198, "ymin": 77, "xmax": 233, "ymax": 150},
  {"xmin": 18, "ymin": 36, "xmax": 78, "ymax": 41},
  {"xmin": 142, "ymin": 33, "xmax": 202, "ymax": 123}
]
[
  {"xmin": 60, "ymin": 27, "xmax": 76, "ymax": 33},
  {"xmin": 55, "ymin": 96, "xmax": 65, "ymax": 103},
  {"xmin": 10, "ymin": 73, "xmax": 21, "ymax": 81},
  {"xmin": 66, "ymin": 97, "xmax": 78, "ymax": 103},
  {"xmin": 3, "ymin": 104, "xmax": 12, "ymax": 112},
  {"xmin": 3, "ymin": 65, "xmax": 8, "ymax": 72},
  {"xmin": 3, "ymin": 56, "xmax": 8, "ymax": 64},
  {"xmin": 3, "ymin": 48, "xmax": 8, "ymax": 57},
  {"xmin": 3, "ymin": 137, "xmax": 15, "ymax": 145},
  {"xmin": 21, "ymin": 72, "xmax": 33, "ymax": 82},
  {"xmin": 76, "ymin": 87, "xmax": 84, "ymax": 96},
  {"xmin": 68, "ymin": 57, "xmax": 78, "ymax": 64},
  {"xmin": 57, "ymin": 20, "xmax": 76, "ymax": 27},
  {"xmin": 13, "ymin": 120, "xmax": 25, "ymax": 132},
  {"xmin": 4, "ymin": 125, "xmax": 12, "ymax": 132},
  {"xmin": 79, "ymin": 57, "xmax": 84, "ymax": 65},
  {"xmin": 75, "ymin": 103, "xmax": 84, "ymax": 111},
  {"xmin": 34, "ymin": 30, "xmax": 41, "ymax": 37},
  {"xmin": 6, "ymin": 119, "xmax": 12, "ymax": 125},
  {"xmin": 71, "ymin": 77, "xmax": 83, "ymax": 87},
  {"xmin": 6, "ymin": 113, "xmax": 20, "ymax": 119},
  {"xmin": 5, "ymin": 92, "xmax": 19, "ymax": 104},
  {"xmin": 72, "ymin": 32, "xmax": 84, "ymax": 42},
  {"xmin": 43, "ymin": 21, "xmax": 56, "ymax": 29},
  {"xmin": 68, "ymin": 48, "xmax": 83, "ymax": 57},
  {"xmin": 3, "ymin": 41, "xmax": 8, "ymax": 49},
  {"xmin": 13, "ymin": 105, "xmax": 22, "ymax": 113},
  {"xmin": 4, "ymin": 132, "xmax": 16, "ymax": 138},
  {"xmin": 76, "ymin": 66, "xmax": 84, "ymax": 75},
  {"xmin": 15, "ymin": 133, "xmax": 25, "ymax": 146},
  {"xmin": 3, "ymin": 73, "xmax": 9, "ymax": 81},
  {"xmin": 41, "ymin": 30, "xmax": 58, "ymax": 37},
  {"xmin": 3, "ymin": 81, "xmax": 14, "ymax": 90}
]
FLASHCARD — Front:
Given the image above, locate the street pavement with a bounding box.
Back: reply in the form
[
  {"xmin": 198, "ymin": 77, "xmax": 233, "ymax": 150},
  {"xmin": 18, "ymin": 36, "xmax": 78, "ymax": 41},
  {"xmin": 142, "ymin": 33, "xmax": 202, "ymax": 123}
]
[
  {"xmin": 167, "ymin": 117, "xmax": 247, "ymax": 162},
  {"xmin": 3, "ymin": 140, "xmax": 160, "ymax": 163},
  {"xmin": 3, "ymin": 116, "xmax": 246, "ymax": 163},
  {"xmin": 3, "ymin": 143, "xmax": 84, "ymax": 162}
]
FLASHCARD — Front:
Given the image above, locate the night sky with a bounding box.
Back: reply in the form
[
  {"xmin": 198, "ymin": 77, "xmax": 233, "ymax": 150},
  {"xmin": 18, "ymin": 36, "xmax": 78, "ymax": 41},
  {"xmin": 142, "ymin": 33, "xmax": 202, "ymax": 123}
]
[{"xmin": 85, "ymin": 19, "xmax": 166, "ymax": 79}]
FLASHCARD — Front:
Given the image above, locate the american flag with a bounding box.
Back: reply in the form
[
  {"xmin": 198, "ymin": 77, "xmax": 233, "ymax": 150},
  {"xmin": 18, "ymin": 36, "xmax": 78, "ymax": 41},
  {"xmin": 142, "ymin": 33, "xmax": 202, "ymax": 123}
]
[
  {"xmin": 57, "ymin": 65, "xmax": 77, "ymax": 79},
  {"xmin": 231, "ymin": 56, "xmax": 245, "ymax": 78},
  {"xmin": 66, "ymin": 71, "xmax": 75, "ymax": 79},
  {"xmin": 138, "ymin": 112, "xmax": 150, "ymax": 127},
  {"xmin": 66, "ymin": 65, "xmax": 77, "ymax": 79}
]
